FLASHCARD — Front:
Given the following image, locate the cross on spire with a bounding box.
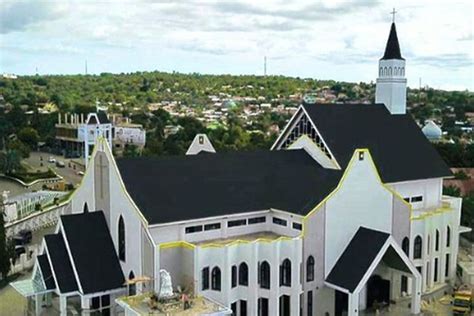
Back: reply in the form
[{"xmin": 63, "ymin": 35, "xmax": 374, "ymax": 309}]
[{"xmin": 390, "ymin": 8, "xmax": 397, "ymax": 23}]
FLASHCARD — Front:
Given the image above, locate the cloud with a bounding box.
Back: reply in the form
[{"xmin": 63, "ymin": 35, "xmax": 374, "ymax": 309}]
[
  {"xmin": 410, "ymin": 53, "xmax": 473, "ymax": 69},
  {"xmin": 0, "ymin": 1, "xmax": 63, "ymax": 34},
  {"xmin": 211, "ymin": 0, "xmax": 380, "ymax": 22}
]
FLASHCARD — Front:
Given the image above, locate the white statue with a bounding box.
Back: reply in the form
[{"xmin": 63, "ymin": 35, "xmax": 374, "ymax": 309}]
[{"xmin": 159, "ymin": 269, "xmax": 174, "ymax": 298}]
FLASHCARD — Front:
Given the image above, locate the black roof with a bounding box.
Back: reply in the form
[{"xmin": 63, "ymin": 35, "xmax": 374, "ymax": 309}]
[
  {"xmin": 117, "ymin": 149, "xmax": 342, "ymax": 224},
  {"xmin": 303, "ymin": 103, "xmax": 452, "ymax": 183},
  {"xmin": 37, "ymin": 254, "xmax": 55, "ymax": 290},
  {"xmin": 326, "ymin": 227, "xmax": 389, "ymax": 292},
  {"xmin": 97, "ymin": 111, "xmax": 110, "ymax": 124},
  {"xmin": 44, "ymin": 234, "xmax": 78, "ymax": 293},
  {"xmin": 61, "ymin": 211, "xmax": 125, "ymax": 294},
  {"xmin": 382, "ymin": 23, "xmax": 403, "ymax": 60}
]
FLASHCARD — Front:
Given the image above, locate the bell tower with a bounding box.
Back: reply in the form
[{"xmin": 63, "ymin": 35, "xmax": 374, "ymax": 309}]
[{"xmin": 376, "ymin": 13, "xmax": 407, "ymax": 115}]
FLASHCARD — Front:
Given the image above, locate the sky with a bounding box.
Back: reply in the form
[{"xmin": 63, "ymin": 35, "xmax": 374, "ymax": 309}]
[{"xmin": 0, "ymin": 0, "xmax": 472, "ymax": 91}]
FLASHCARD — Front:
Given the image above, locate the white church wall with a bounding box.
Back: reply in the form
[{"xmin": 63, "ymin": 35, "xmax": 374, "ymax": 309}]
[
  {"xmin": 302, "ymin": 203, "xmax": 331, "ymax": 316},
  {"xmin": 391, "ymin": 197, "xmax": 411, "ymax": 246},
  {"xmin": 102, "ymin": 142, "xmax": 145, "ymax": 282},
  {"xmin": 389, "ymin": 178, "xmax": 443, "ymax": 210},
  {"xmin": 160, "ymin": 246, "xmax": 194, "ymax": 292},
  {"xmin": 196, "ymin": 237, "xmax": 302, "ymax": 316},
  {"xmin": 149, "ymin": 210, "xmax": 300, "ymax": 246},
  {"xmin": 70, "ymin": 158, "xmax": 96, "ymax": 214},
  {"xmin": 324, "ymin": 151, "xmax": 393, "ymax": 276},
  {"xmin": 410, "ymin": 195, "xmax": 461, "ymax": 293}
]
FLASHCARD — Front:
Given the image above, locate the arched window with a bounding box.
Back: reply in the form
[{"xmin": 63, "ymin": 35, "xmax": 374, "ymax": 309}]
[
  {"xmin": 238, "ymin": 263, "xmax": 248, "ymax": 286},
  {"xmin": 384, "ymin": 67, "xmax": 387, "ymax": 76},
  {"xmin": 394, "ymin": 67, "xmax": 398, "ymax": 76},
  {"xmin": 118, "ymin": 216, "xmax": 125, "ymax": 261},
  {"xmin": 306, "ymin": 256, "xmax": 315, "ymax": 282},
  {"xmin": 280, "ymin": 259, "xmax": 291, "ymax": 287},
  {"xmin": 402, "ymin": 237, "xmax": 409, "ymax": 256},
  {"xmin": 211, "ymin": 267, "xmax": 221, "ymax": 291},
  {"xmin": 414, "ymin": 235, "xmax": 422, "ymax": 259},
  {"xmin": 259, "ymin": 261, "xmax": 270, "ymax": 289},
  {"xmin": 446, "ymin": 226, "xmax": 451, "ymax": 247},
  {"xmin": 435, "ymin": 229, "xmax": 440, "ymax": 251},
  {"xmin": 402, "ymin": 67, "xmax": 405, "ymax": 76},
  {"xmin": 83, "ymin": 202, "xmax": 89, "ymax": 213},
  {"xmin": 379, "ymin": 67, "xmax": 382, "ymax": 76},
  {"xmin": 389, "ymin": 67, "xmax": 392, "ymax": 76}
]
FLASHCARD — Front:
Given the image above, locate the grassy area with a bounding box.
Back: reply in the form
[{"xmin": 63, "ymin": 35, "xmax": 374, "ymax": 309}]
[{"xmin": 6, "ymin": 168, "xmax": 57, "ymax": 184}]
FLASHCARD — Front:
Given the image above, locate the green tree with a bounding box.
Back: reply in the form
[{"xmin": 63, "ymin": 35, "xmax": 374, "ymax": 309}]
[
  {"xmin": 18, "ymin": 127, "xmax": 39, "ymax": 150},
  {"xmin": 0, "ymin": 150, "xmax": 21, "ymax": 174}
]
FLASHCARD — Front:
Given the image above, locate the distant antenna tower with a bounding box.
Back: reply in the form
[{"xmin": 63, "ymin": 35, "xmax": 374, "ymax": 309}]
[
  {"xmin": 85, "ymin": 60, "xmax": 88, "ymax": 75},
  {"xmin": 264, "ymin": 56, "xmax": 267, "ymax": 77}
]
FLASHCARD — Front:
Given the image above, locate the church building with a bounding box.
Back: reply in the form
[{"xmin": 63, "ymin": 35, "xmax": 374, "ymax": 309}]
[{"xmin": 12, "ymin": 21, "xmax": 464, "ymax": 316}]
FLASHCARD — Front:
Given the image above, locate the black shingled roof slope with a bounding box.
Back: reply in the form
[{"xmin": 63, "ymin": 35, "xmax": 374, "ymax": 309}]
[
  {"xmin": 117, "ymin": 149, "xmax": 342, "ymax": 224},
  {"xmin": 303, "ymin": 103, "xmax": 452, "ymax": 183},
  {"xmin": 44, "ymin": 234, "xmax": 78, "ymax": 293},
  {"xmin": 61, "ymin": 211, "xmax": 125, "ymax": 294},
  {"xmin": 37, "ymin": 254, "xmax": 55, "ymax": 290},
  {"xmin": 382, "ymin": 22, "xmax": 403, "ymax": 60},
  {"xmin": 326, "ymin": 227, "xmax": 389, "ymax": 292}
]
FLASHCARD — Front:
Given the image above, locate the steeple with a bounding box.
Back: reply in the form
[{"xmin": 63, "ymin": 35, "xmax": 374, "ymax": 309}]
[
  {"xmin": 375, "ymin": 18, "xmax": 407, "ymax": 115},
  {"xmin": 381, "ymin": 23, "xmax": 404, "ymax": 60}
]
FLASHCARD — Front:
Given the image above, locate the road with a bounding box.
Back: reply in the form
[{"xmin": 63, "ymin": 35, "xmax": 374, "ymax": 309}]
[{"xmin": 23, "ymin": 152, "xmax": 84, "ymax": 186}]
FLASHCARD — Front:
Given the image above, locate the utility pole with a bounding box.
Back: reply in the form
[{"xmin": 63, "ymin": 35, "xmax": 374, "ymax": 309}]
[{"xmin": 85, "ymin": 60, "xmax": 88, "ymax": 75}]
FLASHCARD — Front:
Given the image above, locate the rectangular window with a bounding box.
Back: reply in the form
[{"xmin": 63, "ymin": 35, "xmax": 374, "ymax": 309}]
[
  {"xmin": 231, "ymin": 266, "xmax": 237, "ymax": 288},
  {"xmin": 434, "ymin": 258, "xmax": 439, "ymax": 282},
  {"xmin": 292, "ymin": 222, "xmax": 302, "ymax": 231},
  {"xmin": 185, "ymin": 225, "xmax": 203, "ymax": 234},
  {"xmin": 272, "ymin": 217, "xmax": 287, "ymax": 226},
  {"xmin": 307, "ymin": 291, "xmax": 313, "ymax": 316},
  {"xmin": 240, "ymin": 300, "xmax": 247, "ymax": 316},
  {"xmin": 228, "ymin": 219, "xmax": 246, "ymax": 227},
  {"xmin": 411, "ymin": 196, "xmax": 423, "ymax": 203},
  {"xmin": 249, "ymin": 216, "xmax": 266, "ymax": 224},
  {"xmin": 202, "ymin": 267, "xmax": 209, "ymax": 290},
  {"xmin": 204, "ymin": 223, "xmax": 221, "ymax": 231},
  {"xmin": 445, "ymin": 254, "xmax": 450, "ymax": 278}
]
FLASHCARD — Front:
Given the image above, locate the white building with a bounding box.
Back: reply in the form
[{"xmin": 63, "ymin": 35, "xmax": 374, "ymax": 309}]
[
  {"xmin": 113, "ymin": 122, "xmax": 146, "ymax": 154},
  {"xmin": 12, "ymin": 21, "xmax": 466, "ymax": 316},
  {"xmin": 56, "ymin": 111, "xmax": 112, "ymax": 166}
]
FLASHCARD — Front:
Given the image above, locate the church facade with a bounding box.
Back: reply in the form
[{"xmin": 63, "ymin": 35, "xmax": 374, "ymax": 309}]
[{"xmin": 14, "ymin": 22, "xmax": 463, "ymax": 316}]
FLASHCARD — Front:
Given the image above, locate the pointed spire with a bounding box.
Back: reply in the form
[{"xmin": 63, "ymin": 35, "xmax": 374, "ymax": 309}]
[{"xmin": 381, "ymin": 23, "xmax": 404, "ymax": 60}]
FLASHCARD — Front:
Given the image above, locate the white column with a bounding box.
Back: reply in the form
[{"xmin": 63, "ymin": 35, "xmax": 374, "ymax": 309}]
[
  {"xmin": 268, "ymin": 242, "xmax": 280, "ymax": 316},
  {"xmin": 411, "ymin": 275, "xmax": 421, "ymax": 314},
  {"xmin": 347, "ymin": 292, "xmax": 359, "ymax": 316},
  {"xmin": 60, "ymin": 295, "xmax": 67, "ymax": 315},
  {"xmin": 81, "ymin": 296, "xmax": 89, "ymax": 310},
  {"xmin": 157, "ymin": 245, "xmax": 163, "ymax": 294},
  {"xmin": 35, "ymin": 294, "xmax": 41, "ymax": 316},
  {"xmin": 250, "ymin": 243, "xmax": 258, "ymax": 316}
]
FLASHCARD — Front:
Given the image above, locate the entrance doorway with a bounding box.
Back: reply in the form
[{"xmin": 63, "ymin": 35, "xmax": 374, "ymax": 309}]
[
  {"xmin": 279, "ymin": 295, "xmax": 290, "ymax": 316},
  {"xmin": 367, "ymin": 275, "xmax": 390, "ymax": 308},
  {"xmin": 335, "ymin": 290, "xmax": 348, "ymax": 316}
]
